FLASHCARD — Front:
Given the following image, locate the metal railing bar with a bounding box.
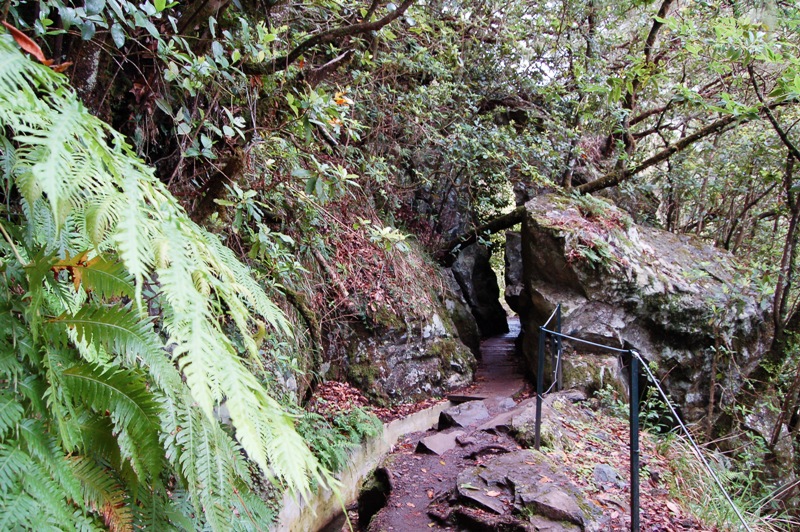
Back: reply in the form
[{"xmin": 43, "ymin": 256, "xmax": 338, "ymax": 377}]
[
  {"xmin": 542, "ymin": 306, "xmax": 560, "ymax": 328},
  {"xmin": 540, "ymin": 327, "xmax": 629, "ymax": 353},
  {"xmin": 632, "ymin": 350, "xmax": 753, "ymax": 532}
]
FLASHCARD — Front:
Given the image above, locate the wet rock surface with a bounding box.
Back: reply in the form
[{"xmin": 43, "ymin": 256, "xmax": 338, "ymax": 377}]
[
  {"xmin": 516, "ymin": 193, "xmax": 773, "ymax": 423},
  {"xmin": 340, "ymin": 309, "xmax": 477, "ymax": 406},
  {"xmin": 438, "ymin": 401, "xmax": 491, "ymax": 429},
  {"xmin": 450, "ymin": 243, "xmax": 509, "ymax": 337}
]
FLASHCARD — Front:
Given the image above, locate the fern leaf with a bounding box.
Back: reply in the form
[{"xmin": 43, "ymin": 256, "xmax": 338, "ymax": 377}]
[
  {"xmin": 62, "ymin": 364, "xmax": 162, "ymax": 480},
  {"xmin": 0, "ymin": 485, "xmax": 39, "ymax": 530},
  {"xmin": 19, "ymin": 459, "xmax": 81, "ymax": 529},
  {"xmin": 0, "ymin": 390, "xmax": 23, "ymax": 439},
  {"xmin": 18, "ymin": 418, "xmax": 83, "ymax": 504},
  {"xmin": 130, "ymin": 482, "xmax": 191, "ymax": 532},
  {"xmin": 0, "ymin": 443, "xmax": 31, "ymax": 493},
  {"xmin": 49, "ymin": 303, "xmax": 178, "ymax": 389},
  {"xmin": 51, "ymin": 252, "xmax": 135, "ymax": 300},
  {"xmin": 70, "ymin": 455, "xmax": 133, "ymax": 532}
]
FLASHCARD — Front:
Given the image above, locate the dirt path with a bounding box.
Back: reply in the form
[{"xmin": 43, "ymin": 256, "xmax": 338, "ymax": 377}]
[{"xmin": 346, "ymin": 317, "xmax": 530, "ymax": 531}]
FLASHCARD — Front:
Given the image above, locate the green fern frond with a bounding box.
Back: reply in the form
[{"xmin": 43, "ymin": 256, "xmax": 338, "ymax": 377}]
[
  {"xmin": 159, "ymin": 389, "xmax": 251, "ymax": 531},
  {"xmin": 1, "ymin": 33, "xmax": 329, "ymax": 517},
  {"xmin": 83, "ymin": 192, "xmax": 124, "ymax": 248},
  {"xmin": 77, "ymin": 414, "xmax": 122, "ymax": 469},
  {"xmin": 0, "ymin": 391, "xmax": 23, "ymax": 439},
  {"xmin": 221, "ymin": 364, "xmax": 330, "ymax": 498},
  {"xmin": 62, "ymin": 364, "xmax": 162, "ymax": 480},
  {"xmin": 64, "ymin": 253, "xmax": 135, "ymax": 300},
  {"xmin": 0, "ymin": 443, "xmax": 31, "ymax": 493},
  {"xmin": 18, "ymin": 375, "xmax": 47, "ymax": 418},
  {"xmin": 19, "ymin": 458, "xmax": 82, "ymax": 529},
  {"xmin": 48, "ymin": 303, "xmax": 179, "ymax": 390},
  {"xmin": 70, "ymin": 455, "xmax": 134, "ymax": 532},
  {"xmin": 0, "ymin": 485, "xmax": 39, "ymax": 530},
  {"xmin": 130, "ymin": 482, "xmax": 192, "ymax": 532},
  {"xmin": 18, "ymin": 418, "xmax": 83, "ymax": 504},
  {"xmin": 203, "ymin": 231, "xmax": 291, "ymax": 336}
]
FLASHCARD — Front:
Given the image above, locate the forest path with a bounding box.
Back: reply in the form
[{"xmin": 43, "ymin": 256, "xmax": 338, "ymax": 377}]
[
  {"xmin": 463, "ymin": 316, "xmax": 526, "ymax": 400},
  {"xmin": 347, "ymin": 316, "xmax": 531, "ymax": 531}
]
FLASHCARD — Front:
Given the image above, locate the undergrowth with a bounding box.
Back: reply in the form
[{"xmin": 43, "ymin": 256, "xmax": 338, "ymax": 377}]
[
  {"xmin": 666, "ymin": 435, "xmax": 800, "ymax": 532},
  {"xmin": 297, "ymin": 407, "xmax": 383, "ymax": 473},
  {"xmin": 594, "ymin": 384, "xmax": 799, "ymax": 531}
]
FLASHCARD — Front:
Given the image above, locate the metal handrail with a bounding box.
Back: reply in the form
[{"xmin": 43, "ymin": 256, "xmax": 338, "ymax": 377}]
[
  {"xmin": 533, "ymin": 309, "xmax": 750, "ymax": 532},
  {"xmin": 534, "ymin": 307, "xmax": 641, "ymax": 531}
]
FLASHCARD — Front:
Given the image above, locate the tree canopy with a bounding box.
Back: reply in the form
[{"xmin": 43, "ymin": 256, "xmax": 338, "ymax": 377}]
[{"xmin": 2, "ymin": 0, "xmax": 800, "ymax": 527}]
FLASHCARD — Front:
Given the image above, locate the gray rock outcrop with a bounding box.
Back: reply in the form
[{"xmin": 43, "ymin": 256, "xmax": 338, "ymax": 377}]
[
  {"xmin": 451, "ymin": 243, "xmax": 509, "ymax": 337},
  {"xmin": 335, "ymin": 306, "xmax": 476, "ymax": 406},
  {"xmin": 517, "ymin": 193, "xmax": 772, "ymax": 423},
  {"xmin": 504, "ymin": 231, "xmax": 525, "ymax": 313}
]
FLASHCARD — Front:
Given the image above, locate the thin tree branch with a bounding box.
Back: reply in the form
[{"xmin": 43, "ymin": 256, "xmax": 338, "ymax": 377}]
[
  {"xmin": 436, "ymin": 206, "xmax": 525, "ymax": 265},
  {"xmin": 242, "ymin": 0, "xmax": 415, "ymax": 76},
  {"xmin": 578, "ymin": 100, "xmax": 792, "ymax": 194},
  {"xmin": 748, "ymin": 64, "xmax": 800, "ymax": 164}
]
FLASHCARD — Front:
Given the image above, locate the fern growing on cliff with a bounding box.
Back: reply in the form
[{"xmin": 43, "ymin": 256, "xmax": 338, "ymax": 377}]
[{"xmin": 0, "ymin": 33, "xmax": 329, "ymax": 529}]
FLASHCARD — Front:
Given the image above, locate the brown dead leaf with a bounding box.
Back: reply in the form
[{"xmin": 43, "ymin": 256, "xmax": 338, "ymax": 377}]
[
  {"xmin": 665, "ymin": 500, "xmax": 680, "ymax": 515},
  {"xmin": 485, "ymin": 490, "xmax": 501, "ymax": 497},
  {"xmin": 2, "ymin": 21, "xmax": 52, "ymax": 65},
  {"xmin": 51, "ymin": 61, "xmax": 73, "ymax": 73},
  {"xmin": 406, "ymin": 502, "xmax": 415, "ymax": 508},
  {"xmin": 539, "ymin": 475, "xmax": 552, "ymax": 483},
  {"xmin": 427, "ymin": 490, "xmax": 434, "ymax": 499}
]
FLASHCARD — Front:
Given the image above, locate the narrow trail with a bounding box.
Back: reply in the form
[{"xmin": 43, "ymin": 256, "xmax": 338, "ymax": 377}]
[
  {"xmin": 354, "ymin": 316, "xmax": 530, "ymax": 532},
  {"xmin": 465, "ymin": 316, "xmax": 525, "ymax": 399}
]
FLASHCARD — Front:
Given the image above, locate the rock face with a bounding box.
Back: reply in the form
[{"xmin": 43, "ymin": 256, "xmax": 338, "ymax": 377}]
[
  {"xmin": 517, "ymin": 193, "xmax": 772, "ymax": 422},
  {"xmin": 451, "ymin": 243, "xmax": 509, "ymax": 337},
  {"xmin": 336, "ymin": 302, "xmax": 476, "ymax": 406},
  {"xmin": 441, "ymin": 269, "xmax": 482, "ymax": 356},
  {"xmin": 504, "ymin": 231, "xmax": 525, "ymax": 313}
]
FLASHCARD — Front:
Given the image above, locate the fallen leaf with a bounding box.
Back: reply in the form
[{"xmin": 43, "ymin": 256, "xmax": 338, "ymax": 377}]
[
  {"xmin": 421, "ymin": 468, "xmax": 427, "ymax": 473},
  {"xmin": 666, "ymin": 500, "xmax": 680, "ymax": 515},
  {"xmin": 427, "ymin": 490, "xmax": 434, "ymax": 499},
  {"xmin": 1, "ymin": 21, "xmax": 52, "ymax": 65},
  {"xmin": 439, "ymin": 460, "xmax": 446, "ymax": 466},
  {"xmin": 406, "ymin": 502, "xmax": 415, "ymax": 508},
  {"xmin": 540, "ymin": 475, "xmax": 552, "ymax": 483},
  {"xmin": 427, "ymin": 524, "xmax": 435, "ymax": 528},
  {"xmin": 485, "ymin": 490, "xmax": 501, "ymax": 497},
  {"xmin": 51, "ymin": 61, "xmax": 73, "ymax": 73}
]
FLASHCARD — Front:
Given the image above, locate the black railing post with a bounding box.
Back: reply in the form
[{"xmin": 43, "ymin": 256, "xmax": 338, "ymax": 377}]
[
  {"xmin": 555, "ymin": 304, "xmax": 562, "ymax": 391},
  {"xmin": 630, "ymin": 351, "xmax": 640, "ymax": 532},
  {"xmin": 534, "ymin": 326, "xmax": 545, "ymax": 450}
]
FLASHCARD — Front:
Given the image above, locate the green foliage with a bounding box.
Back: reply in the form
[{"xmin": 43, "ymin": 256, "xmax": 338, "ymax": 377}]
[
  {"xmin": 666, "ymin": 435, "xmax": 799, "ymax": 531},
  {"xmin": 594, "ymin": 383, "xmax": 671, "ymax": 433},
  {"xmin": 0, "ymin": 35, "xmax": 332, "ymax": 529},
  {"xmin": 296, "ymin": 407, "xmax": 382, "ymax": 473}
]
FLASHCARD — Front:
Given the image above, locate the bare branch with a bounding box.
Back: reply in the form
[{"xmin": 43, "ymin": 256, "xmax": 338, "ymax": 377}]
[
  {"xmin": 748, "ymin": 64, "xmax": 800, "ymax": 164},
  {"xmin": 578, "ymin": 100, "xmax": 792, "ymax": 194},
  {"xmin": 242, "ymin": 0, "xmax": 415, "ymax": 76}
]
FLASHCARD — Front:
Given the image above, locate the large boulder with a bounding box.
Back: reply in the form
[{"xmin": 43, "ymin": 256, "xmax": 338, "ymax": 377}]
[
  {"xmin": 451, "ymin": 243, "xmax": 509, "ymax": 337},
  {"xmin": 339, "ymin": 309, "xmax": 476, "ymax": 406},
  {"xmin": 519, "ymin": 193, "xmax": 772, "ymax": 423}
]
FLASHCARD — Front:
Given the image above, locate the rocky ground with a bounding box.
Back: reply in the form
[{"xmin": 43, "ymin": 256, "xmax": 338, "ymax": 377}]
[{"xmin": 322, "ymin": 318, "xmax": 713, "ymax": 531}]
